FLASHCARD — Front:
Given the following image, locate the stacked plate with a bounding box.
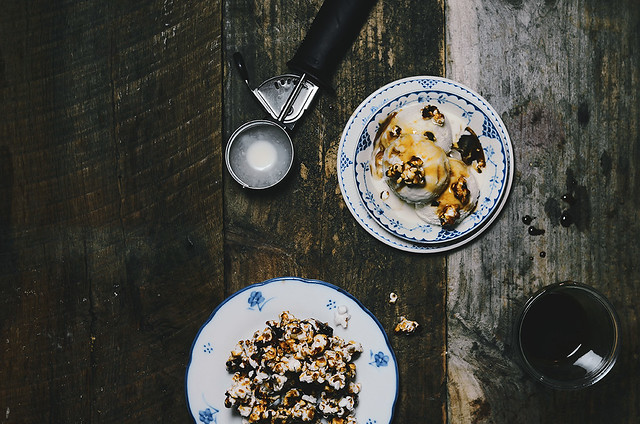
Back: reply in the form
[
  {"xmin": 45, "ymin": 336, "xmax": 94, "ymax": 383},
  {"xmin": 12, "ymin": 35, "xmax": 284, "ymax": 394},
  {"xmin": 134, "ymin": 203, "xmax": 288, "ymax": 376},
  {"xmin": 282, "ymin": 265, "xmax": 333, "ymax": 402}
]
[{"xmin": 337, "ymin": 76, "xmax": 514, "ymax": 253}]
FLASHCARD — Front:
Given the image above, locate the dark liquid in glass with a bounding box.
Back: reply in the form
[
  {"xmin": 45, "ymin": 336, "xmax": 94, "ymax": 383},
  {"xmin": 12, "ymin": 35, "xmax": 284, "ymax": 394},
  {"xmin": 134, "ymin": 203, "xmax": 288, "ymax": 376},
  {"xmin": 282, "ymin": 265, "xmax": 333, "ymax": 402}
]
[{"xmin": 519, "ymin": 289, "xmax": 615, "ymax": 382}]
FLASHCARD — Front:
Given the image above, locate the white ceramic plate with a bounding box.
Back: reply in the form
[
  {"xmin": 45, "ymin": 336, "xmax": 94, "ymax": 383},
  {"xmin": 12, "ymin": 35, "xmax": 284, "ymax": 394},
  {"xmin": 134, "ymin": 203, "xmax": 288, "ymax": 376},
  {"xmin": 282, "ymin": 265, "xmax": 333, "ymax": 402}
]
[
  {"xmin": 338, "ymin": 76, "xmax": 513, "ymax": 252},
  {"xmin": 185, "ymin": 277, "xmax": 398, "ymax": 423}
]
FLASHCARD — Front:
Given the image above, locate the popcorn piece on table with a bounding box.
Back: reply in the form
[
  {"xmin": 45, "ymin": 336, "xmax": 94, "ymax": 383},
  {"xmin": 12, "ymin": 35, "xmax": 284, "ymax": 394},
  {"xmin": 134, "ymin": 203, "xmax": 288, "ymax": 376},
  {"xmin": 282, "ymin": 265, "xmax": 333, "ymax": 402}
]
[{"xmin": 394, "ymin": 316, "xmax": 419, "ymax": 334}]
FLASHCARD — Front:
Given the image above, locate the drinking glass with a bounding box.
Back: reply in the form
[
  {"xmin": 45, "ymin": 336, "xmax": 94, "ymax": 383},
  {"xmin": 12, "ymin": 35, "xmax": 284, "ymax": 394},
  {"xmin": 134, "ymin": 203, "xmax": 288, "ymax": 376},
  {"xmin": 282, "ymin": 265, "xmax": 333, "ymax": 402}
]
[{"xmin": 515, "ymin": 281, "xmax": 621, "ymax": 389}]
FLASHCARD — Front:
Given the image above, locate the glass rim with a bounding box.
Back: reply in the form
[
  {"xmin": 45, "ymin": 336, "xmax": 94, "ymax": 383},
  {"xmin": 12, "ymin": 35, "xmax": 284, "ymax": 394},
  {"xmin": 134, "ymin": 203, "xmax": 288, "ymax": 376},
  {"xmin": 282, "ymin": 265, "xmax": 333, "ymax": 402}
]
[{"xmin": 515, "ymin": 281, "xmax": 621, "ymax": 390}]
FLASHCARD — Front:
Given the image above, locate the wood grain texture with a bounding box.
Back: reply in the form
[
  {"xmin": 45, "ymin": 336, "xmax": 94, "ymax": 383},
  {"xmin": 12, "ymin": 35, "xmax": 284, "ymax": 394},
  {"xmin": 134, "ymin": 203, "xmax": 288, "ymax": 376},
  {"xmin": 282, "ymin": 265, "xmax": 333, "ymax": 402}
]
[
  {"xmin": 2, "ymin": 0, "xmax": 637, "ymax": 422},
  {"xmin": 0, "ymin": 0, "xmax": 223, "ymax": 422},
  {"xmin": 223, "ymin": 1, "xmax": 447, "ymax": 422},
  {"xmin": 446, "ymin": 0, "xmax": 640, "ymax": 422}
]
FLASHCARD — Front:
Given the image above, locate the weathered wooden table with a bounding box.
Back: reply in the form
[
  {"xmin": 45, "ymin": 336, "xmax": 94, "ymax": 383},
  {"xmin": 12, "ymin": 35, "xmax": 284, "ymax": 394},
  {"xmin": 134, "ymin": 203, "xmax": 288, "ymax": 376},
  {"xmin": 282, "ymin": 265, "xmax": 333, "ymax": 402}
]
[{"xmin": 1, "ymin": 0, "xmax": 638, "ymax": 422}]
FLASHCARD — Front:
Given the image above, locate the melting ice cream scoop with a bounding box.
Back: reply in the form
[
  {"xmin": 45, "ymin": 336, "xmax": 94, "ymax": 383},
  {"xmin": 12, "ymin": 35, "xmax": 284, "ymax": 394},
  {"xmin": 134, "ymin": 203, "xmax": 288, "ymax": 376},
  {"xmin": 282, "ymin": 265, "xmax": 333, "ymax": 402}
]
[
  {"xmin": 415, "ymin": 157, "xmax": 480, "ymax": 226},
  {"xmin": 374, "ymin": 103, "xmax": 457, "ymax": 154},
  {"xmin": 381, "ymin": 133, "xmax": 450, "ymax": 204}
]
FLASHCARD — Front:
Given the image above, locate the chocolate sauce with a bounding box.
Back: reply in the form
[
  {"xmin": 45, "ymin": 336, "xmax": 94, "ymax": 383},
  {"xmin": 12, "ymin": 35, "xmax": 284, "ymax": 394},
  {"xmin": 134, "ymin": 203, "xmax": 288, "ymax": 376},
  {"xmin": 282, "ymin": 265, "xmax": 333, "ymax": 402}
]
[
  {"xmin": 561, "ymin": 210, "xmax": 574, "ymax": 227},
  {"xmin": 453, "ymin": 127, "xmax": 486, "ymax": 172},
  {"xmin": 424, "ymin": 131, "xmax": 435, "ymax": 141},
  {"xmin": 522, "ymin": 215, "xmax": 533, "ymax": 225},
  {"xmin": 528, "ymin": 226, "xmax": 545, "ymax": 236},
  {"xmin": 561, "ymin": 193, "xmax": 576, "ymax": 205},
  {"xmin": 373, "ymin": 111, "xmax": 398, "ymax": 142}
]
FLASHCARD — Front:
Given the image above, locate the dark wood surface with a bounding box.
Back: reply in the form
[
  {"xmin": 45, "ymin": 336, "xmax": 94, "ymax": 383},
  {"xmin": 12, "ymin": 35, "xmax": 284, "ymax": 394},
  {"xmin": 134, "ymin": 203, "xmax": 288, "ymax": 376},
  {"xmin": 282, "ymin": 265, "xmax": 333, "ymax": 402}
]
[
  {"xmin": 0, "ymin": 0, "xmax": 224, "ymax": 422},
  {"xmin": 0, "ymin": 0, "xmax": 638, "ymax": 423}
]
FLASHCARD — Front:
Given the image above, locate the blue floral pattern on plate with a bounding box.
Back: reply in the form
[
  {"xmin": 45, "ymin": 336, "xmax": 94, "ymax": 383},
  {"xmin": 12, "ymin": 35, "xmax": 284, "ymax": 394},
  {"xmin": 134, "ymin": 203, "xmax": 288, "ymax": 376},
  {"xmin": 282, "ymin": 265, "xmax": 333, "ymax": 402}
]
[
  {"xmin": 247, "ymin": 290, "xmax": 273, "ymax": 311},
  {"xmin": 370, "ymin": 350, "xmax": 390, "ymax": 367},
  {"xmin": 337, "ymin": 76, "xmax": 514, "ymax": 253},
  {"xmin": 185, "ymin": 277, "xmax": 398, "ymax": 423},
  {"xmin": 198, "ymin": 406, "xmax": 218, "ymax": 424}
]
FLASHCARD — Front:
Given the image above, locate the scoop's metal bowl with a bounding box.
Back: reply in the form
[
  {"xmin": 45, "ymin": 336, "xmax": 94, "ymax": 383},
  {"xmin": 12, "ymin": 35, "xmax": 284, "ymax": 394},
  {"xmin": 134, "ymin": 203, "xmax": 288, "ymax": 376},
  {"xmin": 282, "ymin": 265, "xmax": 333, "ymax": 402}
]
[{"xmin": 225, "ymin": 120, "xmax": 294, "ymax": 189}]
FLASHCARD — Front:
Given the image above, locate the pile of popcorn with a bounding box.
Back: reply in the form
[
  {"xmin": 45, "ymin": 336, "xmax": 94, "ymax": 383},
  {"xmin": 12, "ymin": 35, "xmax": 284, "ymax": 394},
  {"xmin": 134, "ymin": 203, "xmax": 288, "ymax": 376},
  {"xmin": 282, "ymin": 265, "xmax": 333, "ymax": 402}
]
[{"xmin": 224, "ymin": 311, "xmax": 363, "ymax": 423}]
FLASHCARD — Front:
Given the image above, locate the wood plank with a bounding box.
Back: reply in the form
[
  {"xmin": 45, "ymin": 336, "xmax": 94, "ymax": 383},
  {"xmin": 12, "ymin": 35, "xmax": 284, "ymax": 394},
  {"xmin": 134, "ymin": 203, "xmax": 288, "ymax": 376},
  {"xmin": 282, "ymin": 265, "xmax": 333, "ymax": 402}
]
[
  {"xmin": 0, "ymin": 0, "xmax": 223, "ymax": 422},
  {"xmin": 446, "ymin": 0, "xmax": 640, "ymax": 422},
  {"xmin": 223, "ymin": 0, "xmax": 448, "ymax": 422}
]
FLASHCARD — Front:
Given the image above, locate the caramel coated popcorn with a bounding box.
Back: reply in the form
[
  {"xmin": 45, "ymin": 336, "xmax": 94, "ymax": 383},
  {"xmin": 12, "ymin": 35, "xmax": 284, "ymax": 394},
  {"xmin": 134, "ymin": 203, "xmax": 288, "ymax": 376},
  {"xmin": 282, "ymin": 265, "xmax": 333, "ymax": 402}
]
[
  {"xmin": 421, "ymin": 105, "xmax": 445, "ymax": 126},
  {"xmin": 385, "ymin": 155, "xmax": 426, "ymax": 187},
  {"xmin": 394, "ymin": 316, "xmax": 419, "ymax": 334},
  {"xmin": 224, "ymin": 311, "xmax": 363, "ymax": 423}
]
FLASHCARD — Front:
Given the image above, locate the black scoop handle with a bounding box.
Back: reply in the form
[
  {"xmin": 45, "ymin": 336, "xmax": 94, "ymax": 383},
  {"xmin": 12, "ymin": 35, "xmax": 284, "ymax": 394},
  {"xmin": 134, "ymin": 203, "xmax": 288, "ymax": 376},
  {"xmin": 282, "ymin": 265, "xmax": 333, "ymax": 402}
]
[{"xmin": 287, "ymin": 0, "xmax": 377, "ymax": 90}]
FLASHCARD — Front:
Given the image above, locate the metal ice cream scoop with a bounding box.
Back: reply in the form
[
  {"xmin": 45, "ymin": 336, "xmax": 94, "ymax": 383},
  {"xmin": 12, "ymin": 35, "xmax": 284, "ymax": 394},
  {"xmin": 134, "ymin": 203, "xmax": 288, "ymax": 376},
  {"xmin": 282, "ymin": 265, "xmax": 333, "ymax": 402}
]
[{"xmin": 225, "ymin": 0, "xmax": 377, "ymax": 189}]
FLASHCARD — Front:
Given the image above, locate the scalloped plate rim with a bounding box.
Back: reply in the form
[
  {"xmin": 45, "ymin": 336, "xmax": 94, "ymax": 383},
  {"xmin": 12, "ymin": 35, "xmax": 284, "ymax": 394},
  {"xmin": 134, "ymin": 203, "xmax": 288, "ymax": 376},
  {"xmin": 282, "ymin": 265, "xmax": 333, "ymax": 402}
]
[
  {"xmin": 337, "ymin": 75, "xmax": 514, "ymax": 253},
  {"xmin": 185, "ymin": 277, "xmax": 399, "ymax": 423}
]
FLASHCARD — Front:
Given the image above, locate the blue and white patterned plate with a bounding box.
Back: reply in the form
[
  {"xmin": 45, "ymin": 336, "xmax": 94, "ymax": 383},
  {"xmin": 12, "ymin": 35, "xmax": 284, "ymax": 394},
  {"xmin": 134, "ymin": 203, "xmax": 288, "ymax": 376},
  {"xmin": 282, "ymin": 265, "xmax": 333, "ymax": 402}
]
[
  {"xmin": 185, "ymin": 277, "xmax": 398, "ymax": 424},
  {"xmin": 338, "ymin": 76, "xmax": 513, "ymax": 252}
]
